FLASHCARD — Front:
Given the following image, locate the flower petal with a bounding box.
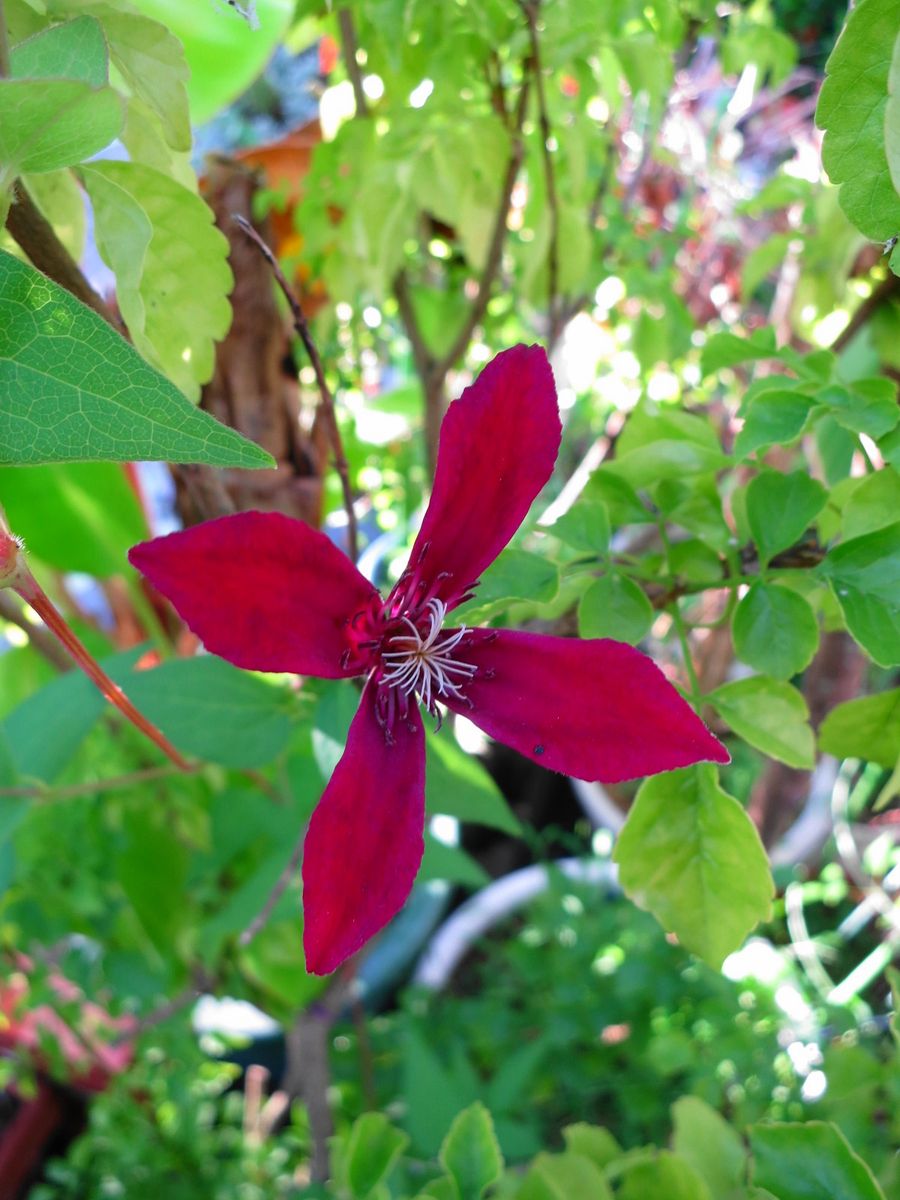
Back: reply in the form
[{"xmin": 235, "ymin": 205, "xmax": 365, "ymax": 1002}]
[
  {"xmin": 400, "ymin": 345, "xmax": 560, "ymax": 610},
  {"xmin": 302, "ymin": 683, "xmax": 426, "ymax": 974},
  {"xmin": 443, "ymin": 629, "xmax": 729, "ymax": 782},
  {"xmin": 129, "ymin": 512, "xmax": 378, "ymax": 676}
]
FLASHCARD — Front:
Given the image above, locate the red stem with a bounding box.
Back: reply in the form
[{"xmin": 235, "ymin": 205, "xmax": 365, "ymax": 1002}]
[{"xmin": 15, "ymin": 571, "xmax": 192, "ymax": 772}]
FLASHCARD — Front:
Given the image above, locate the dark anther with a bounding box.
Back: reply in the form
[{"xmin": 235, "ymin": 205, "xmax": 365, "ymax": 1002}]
[
  {"xmin": 485, "ymin": 631, "xmax": 500, "ymax": 644},
  {"xmin": 417, "ymin": 540, "xmax": 431, "ymax": 563},
  {"xmin": 357, "ymin": 639, "xmax": 379, "ymax": 650},
  {"xmin": 340, "ymin": 649, "xmax": 351, "ymax": 669},
  {"xmin": 433, "ymin": 710, "xmax": 443, "ymax": 734},
  {"xmin": 533, "ymin": 744, "xmax": 545, "ymax": 756}
]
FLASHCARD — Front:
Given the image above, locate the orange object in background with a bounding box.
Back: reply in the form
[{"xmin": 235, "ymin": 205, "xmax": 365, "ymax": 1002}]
[{"xmin": 228, "ymin": 118, "xmax": 330, "ymax": 317}]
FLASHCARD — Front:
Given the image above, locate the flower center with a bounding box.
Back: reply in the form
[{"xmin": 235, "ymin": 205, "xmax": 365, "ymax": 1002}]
[{"xmin": 380, "ymin": 597, "xmax": 476, "ymax": 714}]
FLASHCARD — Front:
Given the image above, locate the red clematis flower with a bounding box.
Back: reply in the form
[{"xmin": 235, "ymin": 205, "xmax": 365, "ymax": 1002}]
[{"xmin": 129, "ymin": 345, "xmax": 728, "ymax": 974}]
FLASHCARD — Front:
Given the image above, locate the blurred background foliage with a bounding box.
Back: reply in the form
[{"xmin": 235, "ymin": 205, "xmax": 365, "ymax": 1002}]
[{"xmin": 1, "ymin": 0, "xmax": 899, "ymax": 1194}]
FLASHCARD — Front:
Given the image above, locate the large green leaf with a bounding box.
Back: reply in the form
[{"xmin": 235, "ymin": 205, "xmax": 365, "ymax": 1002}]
[
  {"xmin": 819, "ymin": 523, "xmax": 900, "ymax": 666},
  {"xmin": 843, "ymin": 468, "xmax": 900, "ymax": 538},
  {"xmin": 3, "ymin": 648, "xmax": 143, "ymax": 781},
  {"xmin": 124, "ymin": 657, "xmax": 296, "ymax": 769},
  {"xmin": 116, "ymin": 806, "xmax": 189, "ymax": 955},
  {"xmin": 818, "ymin": 689, "xmax": 900, "ymax": 769},
  {"xmin": 517, "ymin": 1151, "xmax": 613, "ymax": 1200},
  {"xmin": 732, "ymin": 583, "xmax": 819, "ymax": 680},
  {"xmin": 749, "ymin": 1122, "xmax": 886, "ymax": 1200},
  {"xmin": 887, "ymin": 29, "xmax": 900, "ymax": 197},
  {"xmin": 425, "ymin": 730, "xmax": 521, "ymax": 835},
  {"xmin": 0, "ymin": 251, "xmax": 271, "ymax": 468},
  {"xmin": 672, "ymin": 1097, "xmax": 746, "ymax": 1200},
  {"xmin": 451, "ymin": 549, "xmax": 558, "ymax": 624},
  {"xmin": 816, "ymin": 380, "xmax": 900, "ymax": 439},
  {"xmin": 817, "ymin": 0, "xmax": 900, "ymax": 242},
  {"xmin": 439, "ymin": 1103, "xmax": 504, "ymax": 1200},
  {"xmin": 734, "ymin": 391, "xmax": 813, "ymax": 459},
  {"xmin": 0, "ymin": 17, "xmax": 123, "ymax": 177},
  {"xmin": 613, "ymin": 764, "xmax": 774, "ymax": 969},
  {"xmin": 0, "ymin": 461, "xmax": 146, "ymax": 576},
  {"xmin": 81, "ymin": 161, "xmax": 232, "ymax": 397},
  {"xmin": 709, "ymin": 677, "xmax": 815, "ymax": 768},
  {"xmin": 617, "ymin": 1151, "xmax": 712, "ymax": 1200},
  {"xmin": 746, "ymin": 470, "xmax": 828, "ymax": 565},
  {"xmin": 48, "ymin": 1, "xmax": 192, "ymax": 151},
  {"xmin": 344, "ymin": 1113, "xmax": 409, "ymax": 1200}
]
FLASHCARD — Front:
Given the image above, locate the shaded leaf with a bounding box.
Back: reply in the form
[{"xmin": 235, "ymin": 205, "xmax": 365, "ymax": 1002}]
[
  {"xmin": 750, "ymin": 1122, "xmax": 886, "ymax": 1200},
  {"xmin": 577, "ymin": 572, "xmax": 654, "ymax": 645},
  {"xmin": 439, "ymin": 1103, "xmax": 504, "ymax": 1200},
  {"xmin": 818, "ymin": 689, "xmax": 900, "ymax": 769},
  {"xmin": 746, "ymin": 471, "xmax": 828, "ymax": 565},
  {"xmin": 345, "ymin": 1112, "xmax": 409, "ymax": 1200},
  {"xmin": 732, "ymin": 583, "xmax": 819, "ymax": 680},
  {"xmin": 672, "ymin": 1096, "xmax": 746, "ymax": 1199}
]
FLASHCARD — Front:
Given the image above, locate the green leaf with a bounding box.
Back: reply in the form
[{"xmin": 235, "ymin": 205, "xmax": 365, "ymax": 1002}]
[
  {"xmin": 887, "ymin": 29, "xmax": 900, "ymax": 199},
  {"xmin": 577, "ymin": 572, "xmax": 654, "ymax": 645},
  {"xmin": 816, "ymin": 380, "xmax": 900, "ymax": 439},
  {"xmin": 749, "ymin": 1122, "xmax": 887, "ymax": 1200},
  {"xmin": 124, "ymin": 657, "xmax": 295, "ymax": 769},
  {"xmin": 116, "ymin": 807, "xmax": 189, "ymax": 955},
  {"xmin": 843, "ymin": 468, "xmax": 900, "ymax": 538},
  {"xmin": 672, "ymin": 1097, "xmax": 746, "ymax": 1200},
  {"xmin": 746, "ymin": 470, "xmax": 828, "ymax": 565},
  {"xmin": 550, "ymin": 499, "xmax": 610, "ymax": 555},
  {"xmin": 439, "ymin": 1103, "xmax": 504, "ymax": 1200},
  {"xmin": 819, "ymin": 523, "xmax": 900, "ymax": 666},
  {"xmin": 818, "ymin": 689, "xmax": 900, "ymax": 769},
  {"xmin": 345, "ymin": 1113, "xmax": 409, "ymax": 1200},
  {"xmin": 11, "ymin": 14, "xmax": 107, "ymax": 83},
  {"xmin": 451, "ymin": 550, "xmax": 558, "ymax": 624},
  {"xmin": 618, "ymin": 1151, "xmax": 713, "ymax": 1200},
  {"xmin": 0, "ymin": 462, "xmax": 146, "ymax": 576},
  {"xmin": 709, "ymin": 677, "xmax": 815, "ymax": 768},
  {"xmin": 701, "ymin": 328, "xmax": 777, "ymax": 374},
  {"xmin": 614, "ymin": 765, "xmax": 773, "ymax": 969},
  {"xmin": 734, "ymin": 391, "xmax": 814, "ymax": 459},
  {"xmin": 425, "ymin": 730, "xmax": 521, "ymax": 836},
  {"xmin": 77, "ymin": 2, "xmax": 192, "ymax": 151},
  {"xmin": 0, "ymin": 251, "xmax": 271, "ymax": 468},
  {"xmin": 517, "ymin": 1151, "xmax": 613, "ymax": 1200},
  {"xmin": 81, "ymin": 161, "xmax": 232, "ymax": 397},
  {"xmin": 817, "ymin": 0, "xmax": 900, "ymax": 241},
  {"xmin": 0, "ymin": 18, "xmax": 123, "ymax": 176},
  {"xmin": 420, "ymin": 834, "xmax": 489, "ymax": 889},
  {"xmin": 414, "ymin": 1179, "xmax": 459, "ymax": 1200},
  {"xmin": 4, "ymin": 647, "xmax": 142, "ymax": 781},
  {"xmin": 561, "ymin": 1125, "xmax": 622, "ymax": 1171},
  {"xmin": 732, "ymin": 583, "xmax": 819, "ymax": 680}
]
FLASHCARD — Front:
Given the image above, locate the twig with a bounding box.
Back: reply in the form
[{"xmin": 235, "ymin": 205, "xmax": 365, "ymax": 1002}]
[
  {"xmin": 338, "ymin": 7, "xmax": 369, "ymax": 118},
  {"xmin": 830, "ymin": 272, "xmax": 900, "ymax": 354},
  {"xmin": 233, "ymin": 215, "xmax": 359, "ymax": 562},
  {"xmin": 5, "ymin": 183, "xmax": 123, "ymax": 331},
  {"xmin": 0, "ymin": 764, "xmax": 192, "ymax": 800},
  {"xmin": 238, "ymin": 831, "xmax": 304, "ymax": 946},
  {"xmin": 520, "ymin": 0, "xmax": 561, "ymax": 344},
  {"xmin": 434, "ymin": 74, "xmax": 531, "ymax": 381}
]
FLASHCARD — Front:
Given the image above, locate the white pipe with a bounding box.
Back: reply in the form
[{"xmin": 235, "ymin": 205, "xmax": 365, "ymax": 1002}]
[{"xmin": 412, "ymin": 858, "xmax": 619, "ymax": 991}]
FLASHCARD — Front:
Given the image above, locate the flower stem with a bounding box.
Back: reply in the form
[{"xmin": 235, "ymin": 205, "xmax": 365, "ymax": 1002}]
[{"xmin": 14, "ymin": 568, "xmax": 192, "ymax": 772}]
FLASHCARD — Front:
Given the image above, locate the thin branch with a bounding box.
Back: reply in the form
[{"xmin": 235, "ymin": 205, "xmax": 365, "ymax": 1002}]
[
  {"xmin": 233, "ymin": 215, "xmax": 359, "ymax": 562},
  {"xmin": 5, "ymin": 183, "xmax": 123, "ymax": 331},
  {"xmin": 830, "ymin": 271, "xmax": 900, "ymax": 354},
  {"xmin": 238, "ymin": 831, "xmax": 304, "ymax": 946},
  {"xmin": 338, "ymin": 7, "xmax": 369, "ymax": 118},
  {"xmin": 520, "ymin": 0, "xmax": 561, "ymax": 344},
  {"xmin": 434, "ymin": 73, "xmax": 531, "ymax": 380},
  {"xmin": 0, "ymin": 590, "xmax": 71, "ymax": 671},
  {"xmin": 0, "ymin": 764, "xmax": 191, "ymax": 801},
  {"xmin": 393, "ymin": 268, "xmax": 434, "ymax": 383}
]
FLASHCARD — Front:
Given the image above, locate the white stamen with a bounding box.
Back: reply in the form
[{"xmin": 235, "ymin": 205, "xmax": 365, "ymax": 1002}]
[{"xmin": 381, "ymin": 598, "xmax": 477, "ymax": 711}]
